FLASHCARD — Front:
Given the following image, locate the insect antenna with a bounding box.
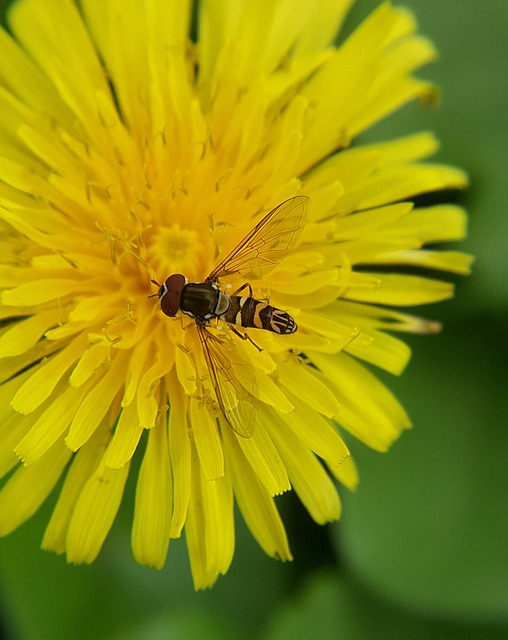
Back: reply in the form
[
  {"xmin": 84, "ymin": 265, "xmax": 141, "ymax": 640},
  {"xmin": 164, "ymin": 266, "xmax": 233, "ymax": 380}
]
[{"xmin": 147, "ymin": 278, "xmax": 162, "ymax": 299}]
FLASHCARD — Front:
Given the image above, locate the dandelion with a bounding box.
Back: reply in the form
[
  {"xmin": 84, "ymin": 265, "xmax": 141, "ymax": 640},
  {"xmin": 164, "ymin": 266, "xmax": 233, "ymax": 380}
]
[{"xmin": 0, "ymin": 0, "xmax": 471, "ymax": 588}]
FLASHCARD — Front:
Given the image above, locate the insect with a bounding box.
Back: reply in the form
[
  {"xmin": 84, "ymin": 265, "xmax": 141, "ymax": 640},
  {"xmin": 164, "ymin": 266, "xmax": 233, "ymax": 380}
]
[{"xmin": 152, "ymin": 195, "xmax": 310, "ymax": 435}]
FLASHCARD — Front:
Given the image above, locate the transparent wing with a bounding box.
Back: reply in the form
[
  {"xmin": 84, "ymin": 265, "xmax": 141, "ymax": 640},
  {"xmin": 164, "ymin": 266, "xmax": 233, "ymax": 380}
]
[
  {"xmin": 207, "ymin": 195, "xmax": 310, "ymax": 283},
  {"xmin": 197, "ymin": 325, "xmax": 257, "ymax": 438}
]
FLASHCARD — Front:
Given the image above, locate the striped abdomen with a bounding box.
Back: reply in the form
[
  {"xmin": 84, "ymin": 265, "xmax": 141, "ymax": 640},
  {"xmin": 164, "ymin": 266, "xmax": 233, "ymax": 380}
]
[{"xmin": 222, "ymin": 296, "xmax": 297, "ymax": 335}]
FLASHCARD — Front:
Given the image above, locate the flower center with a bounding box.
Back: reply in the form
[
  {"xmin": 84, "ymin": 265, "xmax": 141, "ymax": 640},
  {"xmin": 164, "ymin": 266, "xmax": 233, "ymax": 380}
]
[{"xmin": 148, "ymin": 224, "xmax": 204, "ymax": 279}]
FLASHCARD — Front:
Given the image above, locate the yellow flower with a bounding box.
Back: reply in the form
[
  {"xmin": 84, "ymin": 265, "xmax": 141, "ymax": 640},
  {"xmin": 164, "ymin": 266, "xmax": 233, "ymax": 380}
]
[{"xmin": 0, "ymin": 0, "xmax": 471, "ymax": 588}]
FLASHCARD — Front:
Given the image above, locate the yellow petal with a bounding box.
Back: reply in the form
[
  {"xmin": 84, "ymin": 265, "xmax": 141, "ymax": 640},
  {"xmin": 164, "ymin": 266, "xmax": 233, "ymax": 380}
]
[
  {"xmin": 344, "ymin": 273, "xmax": 455, "ymax": 306},
  {"xmin": 329, "ymin": 299, "xmax": 442, "ymax": 336},
  {"xmin": 185, "ymin": 445, "xmax": 233, "ymax": 589},
  {"xmin": 375, "ymin": 249, "xmax": 474, "ymax": 275},
  {"xmin": 0, "ymin": 368, "xmax": 44, "ymax": 475},
  {"xmin": 16, "ymin": 385, "xmax": 86, "ymax": 465},
  {"xmin": 11, "ymin": 336, "xmax": 84, "ymax": 414},
  {"xmin": 2, "ymin": 278, "xmax": 84, "ymax": 306},
  {"xmin": 270, "ymin": 268, "xmax": 340, "ymax": 295},
  {"xmin": 0, "ymin": 309, "xmax": 59, "ymax": 357},
  {"xmin": 359, "ymin": 131, "xmax": 439, "ymax": 165},
  {"xmin": 9, "ymin": 0, "xmax": 112, "ymax": 137},
  {"xmin": 293, "ymin": 0, "xmax": 354, "ymax": 56},
  {"xmin": 168, "ymin": 371, "xmax": 191, "ymax": 538},
  {"xmin": 339, "ymin": 164, "xmax": 468, "ymax": 213},
  {"xmin": 345, "ymin": 327, "xmax": 412, "ymax": 375},
  {"xmin": 223, "ymin": 426, "xmax": 292, "ymax": 560},
  {"xmin": 328, "ymin": 454, "xmax": 359, "ymax": 491},
  {"xmin": 132, "ymin": 419, "xmax": 172, "ymax": 569},
  {"xmin": 0, "ymin": 25, "xmax": 72, "ymax": 126},
  {"xmin": 398, "ymin": 204, "xmax": 469, "ymax": 243},
  {"xmin": 277, "ymin": 358, "xmax": 340, "ymax": 419},
  {"xmin": 66, "ymin": 456, "xmax": 130, "ymax": 564},
  {"xmin": 269, "ymin": 419, "xmax": 341, "ymax": 524},
  {"xmin": 135, "ymin": 352, "xmax": 175, "ymax": 429},
  {"xmin": 104, "ymin": 402, "xmax": 144, "ymax": 470},
  {"xmin": 0, "ymin": 413, "xmax": 32, "ymax": 477},
  {"xmin": 255, "ymin": 370, "xmax": 294, "ymax": 414},
  {"xmin": 42, "ymin": 430, "xmax": 107, "ymax": 554},
  {"xmin": 189, "ymin": 397, "xmax": 224, "ymax": 481},
  {"xmin": 69, "ymin": 343, "xmax": 110, "ymax": 388},
  {"xmin": 200, "ymin": 464, "xmax": 234, "ymax": 576},
  {"xmin": 312, "ymin": 351, "xmax": 410, "ymax": 451},
  {"xmin": 300, "ymin": 307, "xmax": 412, "ymax": 375},
  {"xmin": 235, "ymin": 421, "xmax": 290, "ymax": 496},
  {"xmin": 66, "ymin": 353, "xmax": 127, "ymax": 450},
  {"xmin": 334, "ymin": 202, "xmax": 414, "ymax": 239},
  {"xmin": 282, "ymin": 393, "xmax": 350, "ymax": 465},
  {"xmin": 174, "ymin": 340, "xmax": 198, "ymax": 396},
  {"xmin": 121, "ymin": 337, "xmax": 152, "ymax": 407},
  {"xmin": 0, "ymin": 439, "xmax": 71, "ymax": 536}
]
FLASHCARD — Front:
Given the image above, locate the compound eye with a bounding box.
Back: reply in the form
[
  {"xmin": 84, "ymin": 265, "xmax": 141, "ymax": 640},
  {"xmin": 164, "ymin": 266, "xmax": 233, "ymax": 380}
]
[{"xmin": 160, "ymin": 274, "xmax": 186, "ymax": 317}]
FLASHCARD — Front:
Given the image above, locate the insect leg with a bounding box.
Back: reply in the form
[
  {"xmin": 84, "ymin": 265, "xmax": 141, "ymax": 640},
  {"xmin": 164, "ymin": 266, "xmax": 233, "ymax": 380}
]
[
  {"xmin": 231, "ymin": 282, "xmax": 253, "ymax": 297},
  {"xmin": 180, "ymin": 316, "xmax": 195, "ymax": 331},
  {"xmin": 229, "ymin": 325, "xmax": 263, "ymax": 352}
]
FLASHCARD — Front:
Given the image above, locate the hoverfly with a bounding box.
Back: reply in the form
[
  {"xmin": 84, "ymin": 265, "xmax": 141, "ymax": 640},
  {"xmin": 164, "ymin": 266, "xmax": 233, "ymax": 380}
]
[{"xmin": 152, "ymin": 195, "xmax": 310, "ymax": 436}]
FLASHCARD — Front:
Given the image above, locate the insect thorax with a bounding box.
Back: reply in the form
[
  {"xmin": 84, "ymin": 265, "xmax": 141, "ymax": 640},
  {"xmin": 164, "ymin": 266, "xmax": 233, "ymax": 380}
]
[{"xmin": 180, "ymin": 282, "xmax": 229, "ymax": 320}]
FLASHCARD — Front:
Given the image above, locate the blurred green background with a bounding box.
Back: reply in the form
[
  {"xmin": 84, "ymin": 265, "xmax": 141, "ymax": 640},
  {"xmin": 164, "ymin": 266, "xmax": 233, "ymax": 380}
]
[{"xmin": 0, "ymin": 0, "xmax": 507, "ymax": 638}]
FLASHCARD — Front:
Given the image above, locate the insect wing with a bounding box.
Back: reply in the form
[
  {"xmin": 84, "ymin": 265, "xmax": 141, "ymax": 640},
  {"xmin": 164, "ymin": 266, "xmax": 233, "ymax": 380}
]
[
  {"xmin": 208, "ymin": 195, "xmax": 310, "ymax": 283},
  {"xmin": 197, "ymin": 326, "xmax": 257, "ymax": 437}
]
